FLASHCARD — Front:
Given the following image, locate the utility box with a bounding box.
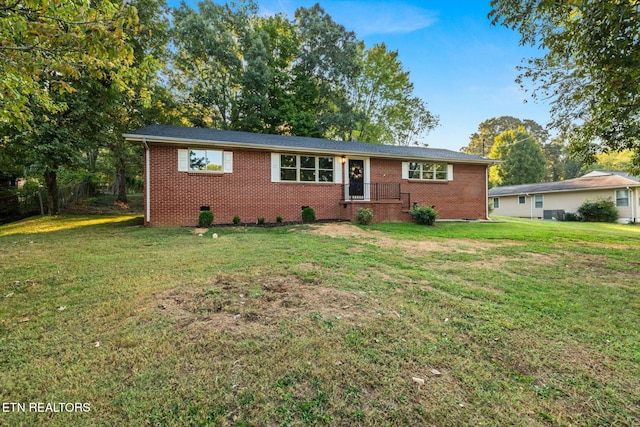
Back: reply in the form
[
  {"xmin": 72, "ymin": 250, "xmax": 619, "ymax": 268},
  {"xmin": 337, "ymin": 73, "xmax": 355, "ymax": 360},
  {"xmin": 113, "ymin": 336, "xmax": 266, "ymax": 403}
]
[{"xmin": 543, "ymin": 209, "xmax": 565, "ymax": 221}]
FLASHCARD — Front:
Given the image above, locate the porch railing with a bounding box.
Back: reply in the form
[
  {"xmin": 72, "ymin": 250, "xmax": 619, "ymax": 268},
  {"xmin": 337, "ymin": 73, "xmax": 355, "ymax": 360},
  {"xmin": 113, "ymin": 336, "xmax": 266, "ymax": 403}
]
[{"xmin": 344, "ymin": 182, "xmax": 401, "ymax": 201}]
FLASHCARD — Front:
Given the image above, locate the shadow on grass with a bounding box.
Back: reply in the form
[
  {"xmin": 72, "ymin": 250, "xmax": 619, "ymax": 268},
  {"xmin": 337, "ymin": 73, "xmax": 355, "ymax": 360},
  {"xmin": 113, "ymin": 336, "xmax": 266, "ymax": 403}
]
[{"xmin": 0, "ymin": 215, "xmax": 143, "ymax": 237}]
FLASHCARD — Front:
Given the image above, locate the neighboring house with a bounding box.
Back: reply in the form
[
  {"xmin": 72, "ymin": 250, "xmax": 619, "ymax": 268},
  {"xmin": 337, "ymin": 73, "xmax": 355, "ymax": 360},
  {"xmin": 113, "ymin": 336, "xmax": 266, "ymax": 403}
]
[
  {"xmin": 488, "ymin": 171, "xmax": 640, "ymax": 223},
  {"xmin": 123, "ymin": 124, "xmax": 497, "ymax": 226}
]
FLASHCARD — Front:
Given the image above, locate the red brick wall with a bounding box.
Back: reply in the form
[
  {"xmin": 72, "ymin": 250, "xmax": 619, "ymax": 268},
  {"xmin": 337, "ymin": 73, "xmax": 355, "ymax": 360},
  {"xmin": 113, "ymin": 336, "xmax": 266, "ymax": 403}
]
[
  {"xmin": 369, "ymin": 159, "xmax": 489, "ymax": 221},
  {"xmin": 146, "ymin": 145, "xmax": 343, "ymax": 226},
  {"xmin": 144, "ymin": 144, "xmax": 488, "ymax": 226},
  {"xmin": 340, "ymin": 201, "xmax": 412, "ymax": 222}
]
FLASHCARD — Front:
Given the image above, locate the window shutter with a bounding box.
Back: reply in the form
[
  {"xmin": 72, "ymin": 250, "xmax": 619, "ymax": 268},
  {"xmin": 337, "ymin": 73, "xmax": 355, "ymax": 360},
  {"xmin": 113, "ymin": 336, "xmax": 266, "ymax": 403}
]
[
  {"xmin": 447, "ymin": 164, "xmax": 454, "ymax": 181},
  {"xmin": 271, "ymin": 153, "xmax": 280, "ymax": 182},
  {"xmin": 334, "ymin": 157, "xmax": 342, "ymax": 184},
  {"xmin": 223, "ymin": 151, "xmax": 233, "ymax": 173},
  {"xmin": 178, "ymin": 149, "xmax": 189, "ymax": 172},
  {"xmin": 401, "ymin": 162, "xmax": 409, "ymax": 179}
]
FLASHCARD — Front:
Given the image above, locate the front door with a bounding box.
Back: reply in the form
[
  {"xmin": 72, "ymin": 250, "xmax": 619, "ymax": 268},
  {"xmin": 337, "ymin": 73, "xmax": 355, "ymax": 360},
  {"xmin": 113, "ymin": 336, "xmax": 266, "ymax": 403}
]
[{"xmin": 348, "ymin": 159, "xmax": 365, "ymax": 199}]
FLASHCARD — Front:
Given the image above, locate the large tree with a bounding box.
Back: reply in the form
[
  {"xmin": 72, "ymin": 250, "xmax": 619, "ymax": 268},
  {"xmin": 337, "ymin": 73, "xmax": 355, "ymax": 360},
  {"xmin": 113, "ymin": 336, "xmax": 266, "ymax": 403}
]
[
  {"xmin": 349, "ymin": 43, "xmax": 438, "ymax": 145},
  {"xmin": 288, "ymin": 3, "xmax": 361, "ymax": 139},
  {"xmin": 170, "ymin": 0, "xmax": 253, "ymax": 128},
  {"xmin": 170, "ymin": 2, "xmax": 435, "ymax": 143},
  {"xmin": 489, "ymin": 127, "xmax": 546, "ymax": 187},
  {"xmin": 489, "ymin": 0, "xmax": 640, "ymax": 174},
  {"xmin": 0, "ymin": 0, "xmax": 138, "ymax": 129},
  {"xmin": 105, "ymin": 0, "xmax": 172, "ymax": 202},
  {"xmin": 462, "ymin": 116, "xmax": 549, "ymax": 156},
  {"xmin": 8, "ymin": 76, "xmax": 116, "ymax": 214},
  {"xmin": 542, "ymin": 137, "xmax": 582, "ymax": 182}
]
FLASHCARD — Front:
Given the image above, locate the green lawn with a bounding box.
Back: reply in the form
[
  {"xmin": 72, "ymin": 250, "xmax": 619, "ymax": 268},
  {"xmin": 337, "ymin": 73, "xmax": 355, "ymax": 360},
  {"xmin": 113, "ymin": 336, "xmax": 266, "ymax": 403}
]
[{"xmin": 1, "ymin": 215, "xmax": 639, "ymax": 426}]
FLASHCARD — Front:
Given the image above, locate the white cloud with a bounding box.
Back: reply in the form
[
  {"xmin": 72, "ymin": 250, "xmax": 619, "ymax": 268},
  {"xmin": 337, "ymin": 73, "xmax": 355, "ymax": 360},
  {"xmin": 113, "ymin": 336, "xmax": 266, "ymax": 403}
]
[
  {"xmin": 328, "ymin": 1, "xmax": 437, "ymax": 36},
  {"xmin": 257, "ymin": 1, "xmax": 436, "ymax": 36}
]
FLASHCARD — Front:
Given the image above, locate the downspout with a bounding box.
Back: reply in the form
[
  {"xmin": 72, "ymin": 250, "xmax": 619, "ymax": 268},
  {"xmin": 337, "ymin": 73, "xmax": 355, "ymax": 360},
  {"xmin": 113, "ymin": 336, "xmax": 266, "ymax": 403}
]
[
  {"xmin": 143, "ymin": 139, "xmax": 150, "ymax": 225},
  {"xmin": 628, "ymin": 186, "xmax": 635, "ymax": 223},
  {"xmin": 527, "ymin": 194, "xmax": 533, "ymax": 220},
  {"xmin": 485, "ymin": 166, "xmax": 489, "ymax": 219}
]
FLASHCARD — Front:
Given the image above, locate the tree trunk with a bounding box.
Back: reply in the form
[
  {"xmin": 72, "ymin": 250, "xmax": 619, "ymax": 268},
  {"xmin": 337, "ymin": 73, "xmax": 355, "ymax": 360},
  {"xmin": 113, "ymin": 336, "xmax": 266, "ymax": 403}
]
[
  {"xmin": 43, "ymin": 170, "xmax": 59, "ymax": 215},
  {"xmin": 114, "ymin": 157, "xmax": 127, "ymax": 203}
]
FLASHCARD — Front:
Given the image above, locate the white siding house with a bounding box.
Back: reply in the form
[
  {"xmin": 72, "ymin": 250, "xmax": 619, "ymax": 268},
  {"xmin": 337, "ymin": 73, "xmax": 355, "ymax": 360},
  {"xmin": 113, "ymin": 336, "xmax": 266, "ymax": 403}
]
[{"xmin": 489, "ymin": 171, "xmax": 640, "ymax": 223}]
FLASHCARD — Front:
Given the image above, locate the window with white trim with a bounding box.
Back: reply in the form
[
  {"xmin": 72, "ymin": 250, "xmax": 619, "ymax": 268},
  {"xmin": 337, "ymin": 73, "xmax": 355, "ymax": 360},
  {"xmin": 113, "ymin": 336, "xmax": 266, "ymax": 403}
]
[
  {"xmin": 280, "ymin": 155, "xmax": 297, "ymax": 181},
  {"xmin": 280, "ymin": 154, "xmax": 334, "ymax": 182},
  {"xmin": 178, "ymin": 149, "xmax": 232, "ymax": 173},
  {"xmin": 518, "ymin": 195, "xmax": 526, "ymax": 204},
  {"xmin": 408, "ymin": 162, "xmax": 448, "ymax": 180},
  {"xmin": 534, "ymin": 195, "xmax": 543, "ymax": 208},
  {"xmin": 493, "ymin": 197, "xmax": 500, "ymax": 209},
  {"xmin": 190, "ymin": 149, "xmax": 223, "ymax": 171},
  {"xmin": 616, "ymin": 189, "xmax": 629, "ymax": 207}
]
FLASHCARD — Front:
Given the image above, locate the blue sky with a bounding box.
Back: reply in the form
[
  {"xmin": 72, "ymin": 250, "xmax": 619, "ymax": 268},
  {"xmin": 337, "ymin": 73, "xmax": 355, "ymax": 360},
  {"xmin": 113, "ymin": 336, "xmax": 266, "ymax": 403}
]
[{"xmin": 169, "ymin": 0, "xmax": 550, "ymax": 152}]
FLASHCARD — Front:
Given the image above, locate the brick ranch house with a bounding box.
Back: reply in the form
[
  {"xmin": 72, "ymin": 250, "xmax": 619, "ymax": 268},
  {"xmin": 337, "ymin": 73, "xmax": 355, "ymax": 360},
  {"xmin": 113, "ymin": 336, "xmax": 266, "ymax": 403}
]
[{"xmin": 123, "ymin": 124, "xmax": 497, "ymax": 226}]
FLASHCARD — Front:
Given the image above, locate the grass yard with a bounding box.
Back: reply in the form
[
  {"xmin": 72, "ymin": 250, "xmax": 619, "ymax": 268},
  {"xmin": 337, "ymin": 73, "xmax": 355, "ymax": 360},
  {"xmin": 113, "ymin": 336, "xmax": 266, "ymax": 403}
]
[{"xmin": 1, "ymin": 214, "xmax": 639, "ymax": 426}]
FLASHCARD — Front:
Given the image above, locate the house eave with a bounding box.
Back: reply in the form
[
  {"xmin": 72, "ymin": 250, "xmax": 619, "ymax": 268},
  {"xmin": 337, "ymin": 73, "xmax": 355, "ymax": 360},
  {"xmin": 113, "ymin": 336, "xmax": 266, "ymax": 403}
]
[
  {"xmin": 489, "ymin": 184, "xmax": 640, "ymax": 197},
  {"xmin": 123, "ymin": 133, "xmax": 499, "ymax": 165}
]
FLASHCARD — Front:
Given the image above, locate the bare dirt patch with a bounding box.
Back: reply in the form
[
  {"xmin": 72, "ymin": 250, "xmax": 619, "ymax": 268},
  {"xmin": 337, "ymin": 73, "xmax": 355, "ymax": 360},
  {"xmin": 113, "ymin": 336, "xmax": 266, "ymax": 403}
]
[
  {"xmin": 308, "ymin": 223, "xmax": 382, "ymax": 239},
  {"xmin": 307, "ymin": 223, "xmax": 521, "ymax": 256},
  {"xmin": 154, "ymin": 274, "xmax": 369, "ymax": 334}
]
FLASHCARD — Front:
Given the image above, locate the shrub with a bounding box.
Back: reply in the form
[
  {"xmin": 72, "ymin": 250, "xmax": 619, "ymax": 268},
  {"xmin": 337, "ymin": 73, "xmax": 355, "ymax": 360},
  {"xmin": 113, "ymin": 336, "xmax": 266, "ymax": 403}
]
[
  {"xmin": 257, "ymin": 217, "xmax": 265, "ymax": 225},
  {"xmin": 198, "ymin": 210, "xmax": 214, "ymax": 227},
  {"xmin": 564, "ymin": 212, "xmax": 580, "ymax": 222},
  {"xmin": 577, "ymin": 198, "xmax": 618, "ymax": 223},
  {"xmin": 276, "ymin": 215, "xmax": 283, "ymax": 223},
  {"xmin": 301, "ymin": 207, "xmax": 316, "ymax": 222},
  {"xmin": 355, "ymin": 207, "xmax": 374, "ymax": 225},
  {"xmin": 232, "ymin": 215, "xmax": 241, "ymax": 225},
  {"xmin": 411, "ymin": 205, "xmax": 438, "ymax": 226}
]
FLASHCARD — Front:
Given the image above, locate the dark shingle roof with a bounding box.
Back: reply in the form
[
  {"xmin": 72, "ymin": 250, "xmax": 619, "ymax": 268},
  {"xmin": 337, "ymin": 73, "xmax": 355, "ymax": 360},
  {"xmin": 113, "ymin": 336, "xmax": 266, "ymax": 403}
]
[
  {"xmin": 488, "ymin": 173, "xmax": 640, "ymax": 196},
  {"xmin": 123, "ymin": 124, "xmax": 495, "ymax": 164}
]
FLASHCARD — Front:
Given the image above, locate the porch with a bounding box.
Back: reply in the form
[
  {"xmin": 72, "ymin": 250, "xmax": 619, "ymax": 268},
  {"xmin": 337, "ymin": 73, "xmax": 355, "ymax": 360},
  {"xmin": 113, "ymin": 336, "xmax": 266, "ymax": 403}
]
[{"xmin": 341, "ymin": 183, "xmax": 412, "ymax": 223}]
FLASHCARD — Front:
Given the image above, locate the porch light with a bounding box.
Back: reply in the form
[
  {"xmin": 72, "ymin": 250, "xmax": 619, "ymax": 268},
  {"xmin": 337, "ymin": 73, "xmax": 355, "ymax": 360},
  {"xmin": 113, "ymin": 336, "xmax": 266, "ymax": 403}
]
[{"xmin": 341, "ymin": 156, "xmax": 346, "ymax": 164}]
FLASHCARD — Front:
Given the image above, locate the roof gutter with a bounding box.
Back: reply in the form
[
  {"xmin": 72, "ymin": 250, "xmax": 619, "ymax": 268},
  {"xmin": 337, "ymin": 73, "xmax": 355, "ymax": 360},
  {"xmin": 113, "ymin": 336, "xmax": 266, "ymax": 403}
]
[
  {"xmin": 490, "ymin": 183, "xmax": 640, "ymax": 198},
  {"xmin": 123, "ymin": 134, "xmax": 500, "ymax": 166}
]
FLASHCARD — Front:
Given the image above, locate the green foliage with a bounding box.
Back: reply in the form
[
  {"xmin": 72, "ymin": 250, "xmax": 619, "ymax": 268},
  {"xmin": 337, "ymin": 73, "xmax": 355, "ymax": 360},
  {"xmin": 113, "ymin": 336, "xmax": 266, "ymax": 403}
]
[
  {"xmin": 233, "ymin": 215, "xmax": 241, "ymax": 225},
  {"xmin": 198, "ymin": 210, "xmax": 214, "ymax": 227},
  {"xmin": 489, "ymin": 127, "xmax": 546, "ymax": 187},
  {"xmin": 354, "ymin": 208, "xmax": 374, "ymax": 225},
  {"xmin": 169, "ymin": 1, "xmax": 434, "ymax": 143},
  {"xmin": 171, "ymin": 0, "xmax": 254, "ymax": 129},
  {"xmin": 542, "ymin": 137, "xmax": 582, "ymax": 182},
  {"xmin": 577, "ymin": 198, "xmax": 618, "ymax": 223},
  {"xmin": 0, "ymin": 0, "xmax": 138, "ymax": 129},
  {"xmin": 2, "ymin": 0, "xmax": 169, "ymax": 214},
  {"xmin": 291, "ymin": 4, "xmax": 361, "ymax": 139},
  {"xmin": 463, "ymin": 116, "xmax": 549, "ymax": 156},
  {"xmin": 301, "ymin": 207, "xmax": 316, "ymax": 222},
  {"xmin": 564, "ymin": 212, "xmax": 580, "ymax": 222},
  {"xmin": 2, "ymin": 0, "xmax": 437, "ymax": 220},
  {"xmin": 350, "ymin": 43, "xmax": 438, "ymax": 145},
  {"xmin": 490, "ymin": 0, "xmax": 640, "ymax": 174},
  {"xmin": 276, "ymin": 215, "xmax": 283, "ymax": 223},
  {"xmin": 257, "ymin": 217, "xmax": 265, "ymax": 225},
  {"xmin": 583, "ymin": 151, "xmax": 634, "ymax": 175},
  {"xmin": 411, "ymin": 205, "xmax": 438, "ymax": 225}
]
